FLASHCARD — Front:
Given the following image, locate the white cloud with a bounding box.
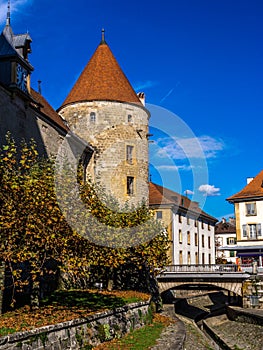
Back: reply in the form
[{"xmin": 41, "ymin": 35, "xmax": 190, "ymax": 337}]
[
  {"xmin": 184, "ymin": 189, "xmax": 194, "ymax": 195},
  {"xmin": 156, "ymin": 164, "xmax": 193, "ymax": 171},
  {"xmin": 0, "ymin": 0, "xmax": 32, "ymax": 25},
  {"xmin": 134, "ymin": 80, "xmax": 158, "ymax": 91},
  {"xmin": 157, "ymin": 135, "xmax": 224, "ymax": 160},
  {"xmin": 198, "ymin": 184, "xmax": 220, "ymax": 196}
]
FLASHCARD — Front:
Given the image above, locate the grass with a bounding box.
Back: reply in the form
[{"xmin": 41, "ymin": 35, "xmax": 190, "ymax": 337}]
[
  {"xmin": 0, "ymin": 289, "xmax": 149, "ymax": 336},
  {"xmin": 94, "ymin": 314, "xmax": 174, "ymax": 350}
]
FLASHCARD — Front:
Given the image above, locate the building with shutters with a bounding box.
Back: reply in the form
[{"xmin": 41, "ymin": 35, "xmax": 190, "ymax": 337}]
[
  {"xmin": 149, "ymin": 182, "xmax": 217, "ymax": 265},
  {"xmin": 227, "ymin": 171, "xmax": 263, "ymax": 267},
  {"xmin": 215, "ymin": 218, "xmax": 237, "ymax": 264}
]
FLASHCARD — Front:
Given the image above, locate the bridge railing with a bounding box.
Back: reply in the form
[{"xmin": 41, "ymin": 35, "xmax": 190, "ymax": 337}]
[{"xmin": 162, "ymin": 264, "xmax": 253, "ymax": 274}]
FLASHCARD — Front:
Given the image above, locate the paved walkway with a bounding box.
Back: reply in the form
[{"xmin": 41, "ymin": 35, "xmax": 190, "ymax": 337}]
[{"xmin": 150, "ymin": 305, "xmax": 186, "ymax": 350}]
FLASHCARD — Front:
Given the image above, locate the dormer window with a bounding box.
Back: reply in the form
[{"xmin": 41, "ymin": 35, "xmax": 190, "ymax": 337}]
[{"xmin": 90, "ymin": 112, "xmax": 96, "ymax": 123}]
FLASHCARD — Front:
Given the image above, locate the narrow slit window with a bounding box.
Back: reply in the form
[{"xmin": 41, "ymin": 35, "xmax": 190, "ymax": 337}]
[
  {"xmin": 127, "ymin": 176, "xmax": 134, "ymax": 195},
  {"xmin": 90, "ymin": 112, "xmax": 96, "ymax": 123},
  {"xmin": 126, "ymin": 145, "xmax": 134, "ymax": 164},
  {"xmin": 128, "ymin": 114, "xmax": 132, "ymax": 123}
]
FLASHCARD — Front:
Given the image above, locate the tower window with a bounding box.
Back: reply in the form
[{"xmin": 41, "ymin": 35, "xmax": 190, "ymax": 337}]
[
  {"xmin": 127, "ymin": 114, "xmax": 132, "ymax": 123},
  {"xmin": 90, "ymin": 112, "xmax": 96, "ymax": 123},
  {"xmin": 156, "ymin": 211, "xmax": 163, "ymax": 220},
  {"xmin": 127, "ymin": 176, "xmax": 134, "ymax": 195},
  {"xmin": 126, "ymin": 145, "xmax": 134, "ymax": 164}
]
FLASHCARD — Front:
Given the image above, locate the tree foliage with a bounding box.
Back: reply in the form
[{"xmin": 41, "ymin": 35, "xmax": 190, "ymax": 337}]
[{"xmin": 0, "ymin": 134, "xmax": 169, "ymax": 308}]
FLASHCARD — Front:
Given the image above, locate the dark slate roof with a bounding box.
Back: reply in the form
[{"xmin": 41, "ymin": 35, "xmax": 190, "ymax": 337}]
[
  {"xmin": 0, "ymin": 32, "xmax": 17, "ymax": 57},
  {"xmin": 13, "ymin": 33, "xmax": 32, "ymax": 47}
]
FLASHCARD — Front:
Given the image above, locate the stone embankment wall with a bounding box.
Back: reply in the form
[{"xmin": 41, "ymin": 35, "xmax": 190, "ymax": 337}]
[
  {"xmin": 0, "ymin": 300, "xmax": 152, "ymax": 350},
  {"xmin": 202, "ymin": 309, "xmax": 263, "ymax": 350},
  {"xmin": 226, "ymin": 306, "xmax": 263, "ymax": 325},
  {"xmin": 242, "ymin": 278, "xmax": 263, "ymax": 309}
]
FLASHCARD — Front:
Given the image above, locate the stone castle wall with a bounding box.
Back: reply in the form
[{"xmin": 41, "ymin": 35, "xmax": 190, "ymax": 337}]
[
  {"xmin": 59, "ymin": 101, "xmax": 150, "ymax": 207},
  {"xmin": 0, "ymin": 85, "xmax": 66, "ymax": 157},
  {"xmin": 0, "ymin": 300, "xmax": 152, "ymax": 350}
]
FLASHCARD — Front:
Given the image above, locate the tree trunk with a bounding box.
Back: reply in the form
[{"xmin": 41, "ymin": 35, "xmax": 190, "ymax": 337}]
[{"xmin": 30, "ymin": 279, "xmax": 40, "ymax": 310}]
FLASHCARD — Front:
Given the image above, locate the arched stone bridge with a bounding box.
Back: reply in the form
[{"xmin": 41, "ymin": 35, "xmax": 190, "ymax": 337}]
[{"xmin": 157, "ymin": 264, "xmax": 254, "ymax": 297}]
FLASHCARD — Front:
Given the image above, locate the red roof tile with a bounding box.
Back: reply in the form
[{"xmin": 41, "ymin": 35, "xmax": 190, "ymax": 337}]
[
  {"xmin": 215, "ymin": 221, "xmax": 236, "ymax": 234},
  {"xmin": 60, "ymin": 41, "xmax": 142, "ymax": 108},
  {"xmin": 227, "ymin": 170, "xmax": 263, "ymax": 202},
  {"xmin": 149, "ymin": 182, "xmax": 217, "ymax": 222},
  {"xmin": 30, "ymin": 89, "xmax": 69, "ymax": 132}
]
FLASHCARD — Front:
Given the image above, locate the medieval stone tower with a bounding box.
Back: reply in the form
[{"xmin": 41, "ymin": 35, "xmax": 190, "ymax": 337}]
[{"xmin": 57, "ymin": 32, "xmax": 150, "ymax": 207}]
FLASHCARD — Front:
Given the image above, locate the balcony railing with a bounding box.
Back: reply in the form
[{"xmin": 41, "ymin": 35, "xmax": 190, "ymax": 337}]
[{"xmin": 162, "ymin": 264, "xmax": 253, "ymax": 274}]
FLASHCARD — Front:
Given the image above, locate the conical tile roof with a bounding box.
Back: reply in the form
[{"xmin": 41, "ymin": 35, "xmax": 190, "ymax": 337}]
[{"xmin": 60, "ymin": 40, "xmax": 141, "ymax": 108}]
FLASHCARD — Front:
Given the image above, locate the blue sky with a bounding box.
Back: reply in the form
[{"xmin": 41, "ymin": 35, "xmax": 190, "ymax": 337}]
[{"xmin": 1, "ymin": 0, "xmax": 263, "ymax": 220}]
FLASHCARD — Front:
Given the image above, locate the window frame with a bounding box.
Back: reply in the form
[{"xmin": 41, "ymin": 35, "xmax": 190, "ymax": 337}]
[
  {"xmin": 127, "ymin": 176, "xmax": 134, "ymax": 196},
  {"xmin": 126, "ymin": 145, "xmax": 134, "ymax": 165},
  {"xmin": 156, "ymin": 211, "xmax": 163, "ymax": 220},
  {"xmin": 179, "ymin": 229, "xmax": 183, "ymax": 244},
  {"xmin": 245, "ymin": 202, "xmax": 257, "ymax": 216},
  {"xmin": 90, "ymin": 112, "xmax": 96, "ymax": 123},
  {"xmin": 187, "ymin": 231, "xmax": 191, "ymax": 245},
  {"xmin": 242, "ymin": 223, "xmax": 261, "ymax": 239}
]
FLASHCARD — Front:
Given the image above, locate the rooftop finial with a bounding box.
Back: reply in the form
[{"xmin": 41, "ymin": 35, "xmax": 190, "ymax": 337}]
[
  {"xmin": 6, "ymin": 0, "xmax": 11, "ymax": 26},
  {"xmin": 101, "ymin": 28, "xmax": 105, "ymax": 44}
]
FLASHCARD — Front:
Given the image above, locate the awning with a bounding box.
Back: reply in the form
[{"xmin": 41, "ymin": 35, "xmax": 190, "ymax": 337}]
[
  {"xmin": 218, "ymin": 245, "xmax": 263, "ymax": 251},
  {"xmin": 237, "ymin": 252, "xmax": 263, "ymax": 257}
]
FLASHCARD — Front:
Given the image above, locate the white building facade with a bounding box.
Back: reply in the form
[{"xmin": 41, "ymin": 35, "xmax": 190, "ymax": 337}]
[
  {"xmin": 150, "ymin": 182, "xmax": 217, "ymax": 265},
  {"xmin": 227, "ymin": 172, "xmax": 263, "ymax": 267}
]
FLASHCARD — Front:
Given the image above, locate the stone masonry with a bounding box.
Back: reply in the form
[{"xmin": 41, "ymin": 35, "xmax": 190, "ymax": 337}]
[
  {"xmin": 59, "ymin": 100, "xmax": 150, "ymax": 207},
  {"xmin": 0, "ymin": 300, "xmax": 152, "ymax": 350}
]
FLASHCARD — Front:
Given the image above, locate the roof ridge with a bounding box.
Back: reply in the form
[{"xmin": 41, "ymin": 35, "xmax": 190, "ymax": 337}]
[{"xmin": 227, "ymin": 170, "xmax": 263, "ymax": 201}]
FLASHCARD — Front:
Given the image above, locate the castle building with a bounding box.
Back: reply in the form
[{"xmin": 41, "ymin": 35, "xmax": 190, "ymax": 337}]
[
  {"xmin": 57, "ymin": 31, "xmax": 150, "ymax": 206},
  {"xmin": 0, "ymin": 6, "xmax": 92, "ymax": 162}
]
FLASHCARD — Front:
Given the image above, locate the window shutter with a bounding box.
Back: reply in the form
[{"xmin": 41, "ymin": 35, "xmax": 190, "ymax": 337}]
[
  {"xmin": 227, "ymin": 237, "xmax": 230, "ymax": 244},
  {"xmin": 257, "ymin": 224, "xmax": 261, "ymax": 236},
  {"xmin": 242, "ymin": 224, "xmax": 247, "ymax": 237}
]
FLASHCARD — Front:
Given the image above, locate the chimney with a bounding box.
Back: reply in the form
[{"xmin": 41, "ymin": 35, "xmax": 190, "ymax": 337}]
[
  {"xmin": 38, "ymin": 80, "xmax": 42, "ymax": 95},
  {"xmin": 222, "ymin": 218, "xmax": 226, "ymax": 223},
  {"xmin": 137, "ymin": 92, "xmax": 145, "ymax": 106},
  {"xmin": 229, "ymin": 217, "xmax": 236, "ymax": 226},
  {"xmin": 247, "ymin": 177, "xmax": 254, "ymax": 184}
]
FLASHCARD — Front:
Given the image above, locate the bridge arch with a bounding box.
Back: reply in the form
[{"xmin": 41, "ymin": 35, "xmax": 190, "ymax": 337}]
[{"xmin": 158, "ymin": 281, "xmax": 243, "ymax": 296}]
